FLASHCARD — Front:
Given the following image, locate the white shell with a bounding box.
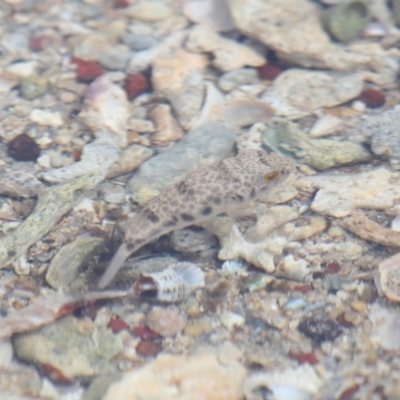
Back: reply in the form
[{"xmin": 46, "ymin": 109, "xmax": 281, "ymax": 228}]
[
  {"xmin": 309, "ymin": 114, "xmax": 342, "ymax": 138},
  {"xmin": 132, "ymin": 262, "xmax": 205, "ymax": 302}
]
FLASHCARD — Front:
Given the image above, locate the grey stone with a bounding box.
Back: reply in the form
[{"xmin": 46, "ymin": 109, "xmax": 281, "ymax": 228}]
[
  {"xmin": 0, "ymin": 171, "xmax": 44, "ymax": 198},
  {"xmin": 13, "ymin": 315, "xmax": 122, "ymax": 381},
  {"xmin": 46, "ymin": 237, "xmax": 105, "ymax": 289},
  {"xmin": 98, "ymin": 45, "xmax": 131, "ymax": 71},
  {"xmin": 127, "ymin": 120, "xmax": 237, "ymax": 205},
  {"xmin": 263, "ymin": 119, "xmax": 371, "ymax": 170},
  {"xmin": 122, "ymin": 32, "xmax": 158, "ymax": 50},
  {"xmin": 0, "ymin": 170, "xmax": 102, "ymax": 270},
  {"xmin": 217, "ymin": 68, "xmax": 258, "ymax": 92}
]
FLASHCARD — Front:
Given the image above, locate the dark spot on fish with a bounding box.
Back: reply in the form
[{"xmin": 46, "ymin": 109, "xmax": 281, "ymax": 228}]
[
  {"xmin": 257, "ymin": 151, "xmax": 270, "ymax": 167},
  {"xmin": 249, "ymin": 187, "xmax": 256, "ymax": 199},
  {"xmin": 181, "ymin": 213, "xmax": 195, "ymax": 222},
  {"xmin": 147, "ymin": 211, "xmax": 160, "ymax": 223},
  {"xmin": 163, "ymin": 220, "xmax": 177, "ymax": 227},
  {"xmin": 188, "ymin": 189, "xmax": 195, "ymax": 196},
  {"xmin": 201, "ymin": 206, "xmax": 213, "ymax": 216},
  {"xmin": 236, "ymin": 194, "xmax": 244, "ymax": 202},
  {"xmin": 177, "ymin": 181, "xmax": 189, "ymax": 193},
  {"xmin": 217, "ymin": 212, "xmax": 228, "ymax": 217},
  {"xmin": 213, "ymin": 197, "xmax": 221, "ymax": 205},
  {"xmin": 127, "ymin": 238, "xmax": 145, "ymax": 251},
  {"xmin": 151, "ymin": 229, "xmax": 161, "ymax": 237}
]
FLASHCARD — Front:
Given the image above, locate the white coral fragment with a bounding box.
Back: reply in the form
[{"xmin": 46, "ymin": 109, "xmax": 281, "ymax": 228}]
[
  {"xmin": 200, "ymin": 200, "xmax": 322, "ymax": 274},
  {"xmin": 296, "ymin": 168, "xmax": 400, "ymax": 217}
]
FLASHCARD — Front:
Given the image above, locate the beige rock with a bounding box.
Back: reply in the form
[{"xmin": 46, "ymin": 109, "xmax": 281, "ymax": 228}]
[
  {"xmin": 275, "ymin": 254, "xmax": 310, "ymax": 281},
  {"xmin": 220, "ymin": 311, "xmax": 245, "ymax": 330},
  {"xmin": 128, "ymin": 30, "xmax": 188, "ymax": 74},
  {"xmin": 351, "ymin": 301, "xmax": 367, "ymax": 313},
  {"xmin": 186, "ymin": 24, "xmax": 265, "ymax": 72},
  {"xmin": 6, "ymin": 60, "xmax": 37, "ymax": 77},
  {"xmin": 29, "ymin": 109, "xmax": 63, "ymax": 127},
  {"xmin": 288, "ymin": 216, "xmax": 327, "ymax": 241},
  {"xmin": 107, "ymin": 144, "xmax": 153, "ymax": 179},
  {"xmin": 184, "ymin": 316, "xmax": 219, "ymax": 336},
  {"xmin": 43, "ymin": 141, "xmax": 119, "ymax": 183},
  {"xmin": 46, "ymin": 237, "xmax": 105, "ymax": 289},
  {"xmin": 146, "ymin": 306, "xmax": 186, "ymax": 337},
  {"xmin": 125, "ymin": 2, "xmax": 172, "ymax": 22},
  {"xmin": 148, "ymin": 103, "xmax": 184, "ymax": 145},
  {"xmin": 296, "ymin": 168, "xmax": 400, "ymax": 217},
  {"xmin": 79, "ymin": 74, "xmax": 129, "ymax": 148},
  {"xmin": 339, "ymin": 209, "xmax": 400, "ymax": 248},
  {"xmin": 151, "ymin": 50, "xmax": 207, "ymax": 130},
  {"xmin": 128, "ymin": 118, "xmax": 156, "ymax": 133},
  {"xmin": 183, "ymin": 0, "xmax": 235, "ymax": 32},
  {"xmin": 369, "ymin": 304, "xmax": 400, "ymax": 351},
  {"xmin": 309, "ymin": 114, "xmax": 343, "ymax": 138},
  {"xmin": 73, "ymin": 20, "xmax": 127, "ymax": 60},
  {"xmin": 379, "ymin": 252, "xmax": 400, "ymax": 302},
  {"xmin": 0, "ymin": 171, "xmax": 44, "ymax": 198},
  {"xmin": 104, "ymin": 352, "xmax": 246, "ymax": 400},
  {"xmin": 228, "ymin": 0, "xmax": 400, "ymax": 87},
  {"xmin": 261, "ymin": 69, "xmax": 365, "ymax": 119}
]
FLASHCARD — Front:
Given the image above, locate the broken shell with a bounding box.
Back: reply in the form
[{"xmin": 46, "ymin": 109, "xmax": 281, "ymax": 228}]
[
  {"xmin": 132, "ymin": 262, "xmax": 205, "ymax": 302},
  {"xmin": 379, "ymin": 252, "xmax": 400, "ymax": 302}
]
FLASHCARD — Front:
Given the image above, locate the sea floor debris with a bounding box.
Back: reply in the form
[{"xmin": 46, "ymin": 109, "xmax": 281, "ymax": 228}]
[{"xmin": 1, "ymin": 0, "xmax": 400, "ymax": 398}]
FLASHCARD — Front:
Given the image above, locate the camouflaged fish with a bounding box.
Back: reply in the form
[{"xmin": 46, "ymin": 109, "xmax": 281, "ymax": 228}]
[{"xmin": 98, "ymin": 149, "xmax": 295, "ymax": 288}]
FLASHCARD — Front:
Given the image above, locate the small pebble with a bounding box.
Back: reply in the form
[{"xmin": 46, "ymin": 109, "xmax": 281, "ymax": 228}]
[
  {"xmin": 7, "ymin": 60, "xmax": 37, "ymax": 77},
  {"xmin": 289, "ymin": 351, "xmax": 318, "ymax": 365},
  {"xmin": 358, "ymin": 88, "xmax": 385, "ymax": 108},
  {"xmin": 59, "ymin": 91, "xmax": 77, "ymax": 103},
  {"xmin": 325, "ymin": 261, "xmax": 341, "ymax": 274},
  {"xmin": 29, "ymin": 109, "xmax": 63, "ymax": 127},
  {"xmin": 132, "ymin": 326, "xmax": 160, "ymax": 340},
  {"xmin": 122, "ymin": 32, "xmax": 157, "ymax": 50},
  {"xmin": 135, "ymin": 340, "xmax": 162, "ymax": 357},
  {"xmin": 125, "ymin": 2, "xmax": 172, "ymax": 22},
  {"xmin": 108, "ymin": 317, "xmax": 129, "ymax": 333},
  {"xmin": 124, "ymin": 74, "xmax": 149, "ymax": 100},
  {"xmin": 293, "ymin": 285, "xmax": 312, "ymax": 294},
  {"xmin": 40, "ymin": 363, "xmax": 71, "ymax": 384},
  {"xmin": 220, "ymin": 311, "xmax": 245, "ymax": 330},
  {"xmin": 99, "ymin": 183, "xmax": 125, "ymax": 204},
  {"xmin": 350, "ymin": 301, "xmax": 367, "ymax": 313},
  {"xmin": 257, "ymin": 62, "xmax": 285, "ymax": 80},
  {"xmin": 357, "ymin": 283, "xmax": 377, "ymax": 303},
  {"xmin": 29, "ymin": 35, "xmax": 52, "ymax": 51},
  {"xmin": 298, "ymin": 314, "xmax": 342, "ymax": 343},
  {"xmin": 351, "ymin": 100, "xmax": 366, "ymax": 112},
  {"xmin": 71, "ymin": 57, "xmax": 103, "ymax": 83},
  {"xmin": 146, "ymin": 307, "xmax": 186, "ymax": 337},
  {"xmin": 19, "ymin": 74, "xmax": 50, "ymax": 100},
  {"xmin": 114, "ymin": 0, "xmax": 129, "ymax": 8},
  {"xmin": 8, "ymin": 134, "xmax": 40, "ymax": 161}
]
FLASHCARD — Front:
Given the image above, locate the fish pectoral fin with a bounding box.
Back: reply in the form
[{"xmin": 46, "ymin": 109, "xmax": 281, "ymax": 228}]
[{"xmin": 97, "ymin": 243, "xmax": 131, "ymax": 289}]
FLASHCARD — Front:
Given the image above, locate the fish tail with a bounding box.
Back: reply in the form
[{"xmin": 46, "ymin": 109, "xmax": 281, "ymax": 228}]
[{"xmin": 97, "ymin": 243, "xmax": 132, "ymax": 289}]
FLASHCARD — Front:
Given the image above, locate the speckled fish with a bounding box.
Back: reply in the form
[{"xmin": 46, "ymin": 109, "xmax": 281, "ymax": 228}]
[{"xmin": 98, "ymin": 149, "xmax": 295, "ymax": 288}]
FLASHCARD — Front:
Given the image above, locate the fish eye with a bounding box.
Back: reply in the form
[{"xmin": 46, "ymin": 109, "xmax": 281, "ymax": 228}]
[{"xmin": 264, "ymin": 171, "xmax": 279, "ymax": 182}]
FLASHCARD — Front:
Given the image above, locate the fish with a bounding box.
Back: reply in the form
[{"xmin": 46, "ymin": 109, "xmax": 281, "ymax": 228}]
[{"xmin": 98, "ymin": 149, "xmax": 295, "ymax": 288}]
